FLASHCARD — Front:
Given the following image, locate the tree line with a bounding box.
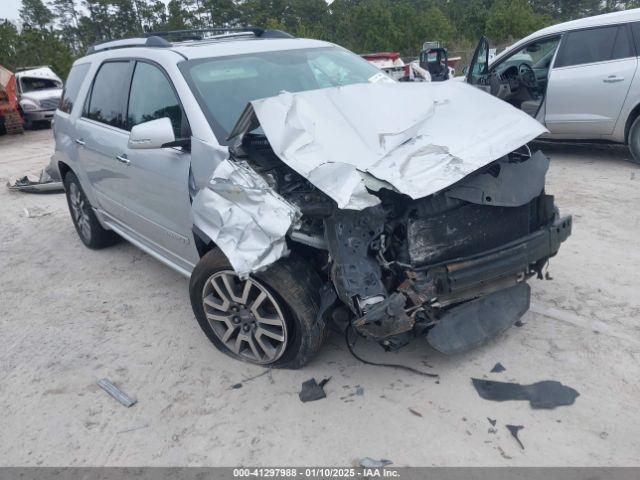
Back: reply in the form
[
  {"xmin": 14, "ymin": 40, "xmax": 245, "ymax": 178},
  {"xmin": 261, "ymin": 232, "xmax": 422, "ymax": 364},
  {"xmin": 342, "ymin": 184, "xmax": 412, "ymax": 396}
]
[{"xmin": 1, "ymin": 0, "xmax": 639, "ymax": 79}]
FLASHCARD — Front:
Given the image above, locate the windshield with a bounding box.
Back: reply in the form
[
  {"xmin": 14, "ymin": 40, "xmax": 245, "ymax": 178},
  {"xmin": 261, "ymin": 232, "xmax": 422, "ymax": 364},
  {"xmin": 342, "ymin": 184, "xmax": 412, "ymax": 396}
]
[
  {"xmin": 20, "ymin": 77, "xmax": 62, "ymax": 93},
  {"xmin": 180, "ymin": 46, "xmax": 389, "ymax": 144}
]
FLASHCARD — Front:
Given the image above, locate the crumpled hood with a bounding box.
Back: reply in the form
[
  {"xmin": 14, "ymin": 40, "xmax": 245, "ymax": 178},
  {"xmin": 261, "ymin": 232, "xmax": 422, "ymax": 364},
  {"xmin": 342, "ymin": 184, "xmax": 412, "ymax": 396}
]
[{"xmin": 230, "ymin": 81, "xmax": 547, "ymax": 209}]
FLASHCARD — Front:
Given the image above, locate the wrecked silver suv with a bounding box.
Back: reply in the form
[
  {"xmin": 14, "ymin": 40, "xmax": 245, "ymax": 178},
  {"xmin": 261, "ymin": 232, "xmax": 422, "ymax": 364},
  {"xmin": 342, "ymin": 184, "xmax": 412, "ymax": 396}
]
[{"xmin": 53, "ymin": 29, "xmax": 571, "ymax": 368}]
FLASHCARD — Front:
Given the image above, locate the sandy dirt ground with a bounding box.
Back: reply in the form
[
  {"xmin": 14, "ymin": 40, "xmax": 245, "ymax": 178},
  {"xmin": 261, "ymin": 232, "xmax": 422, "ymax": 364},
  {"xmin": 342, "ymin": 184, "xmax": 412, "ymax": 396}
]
[{"xmin": 0, "ymin": 129, "xmax": 639, "ymax": 467}]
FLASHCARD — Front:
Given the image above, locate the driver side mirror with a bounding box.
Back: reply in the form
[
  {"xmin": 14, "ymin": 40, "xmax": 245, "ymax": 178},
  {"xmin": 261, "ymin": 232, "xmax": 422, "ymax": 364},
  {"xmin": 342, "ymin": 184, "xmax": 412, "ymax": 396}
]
[
  {"xmin": 462, "ymin": 65, "xmax": 468, "ymax": 75},
  {"xmin": 128, "ymin": 117, "xmax": 176, "ymax": 150}
]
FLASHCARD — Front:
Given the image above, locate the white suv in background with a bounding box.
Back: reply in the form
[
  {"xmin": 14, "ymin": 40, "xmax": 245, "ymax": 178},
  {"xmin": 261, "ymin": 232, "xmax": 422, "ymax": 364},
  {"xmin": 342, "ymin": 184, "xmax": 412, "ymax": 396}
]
[{"xmin": 467, "ymin": 9, "xmax": 640, "ymax": 163}]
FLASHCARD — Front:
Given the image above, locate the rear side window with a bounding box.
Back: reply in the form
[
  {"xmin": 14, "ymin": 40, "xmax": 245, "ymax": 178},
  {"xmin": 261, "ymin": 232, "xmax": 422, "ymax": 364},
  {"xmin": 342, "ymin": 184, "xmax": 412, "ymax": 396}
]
[
  {"xmin": 85, "ymin": 61, "xmax": 130, "ymax": 129},
  {"xmin": 555, "ymin": 25, "xmax": 634, "ymax": 68},
  {"xmin": 127, "ymin": 62, "xmax": 183, "ymax": 136},
  {"xmin": 59, "ymin": 63, "xmax": 90, "ymax": 114}
]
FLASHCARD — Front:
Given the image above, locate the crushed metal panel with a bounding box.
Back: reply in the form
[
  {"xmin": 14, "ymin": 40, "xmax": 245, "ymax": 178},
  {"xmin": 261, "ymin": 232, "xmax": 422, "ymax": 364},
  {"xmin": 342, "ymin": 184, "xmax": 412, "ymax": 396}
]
[
  {"xmin": 189, "ymin": 137, "xmax": 229, "ymax": 191},
  {"xmin": 445, "ymin": 150, "xmax": 550, "ymax": 207},
  {"xmin": 236, "ymin": 81, "xmax": 547, "ymax": 210},
  {"xmin": 191, "ymin": 158, "xmax": 300, "ymax": 277}
]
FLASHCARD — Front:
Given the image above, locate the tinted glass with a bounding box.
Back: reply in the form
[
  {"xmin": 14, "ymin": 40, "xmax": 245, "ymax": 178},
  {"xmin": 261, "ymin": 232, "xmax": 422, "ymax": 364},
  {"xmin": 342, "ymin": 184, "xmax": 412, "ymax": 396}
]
[
  {"xmin": 85, "ymin": 61, "xmax": 130, "ymax": 128},
  {"xmin": 630, "ymin": 22, "xmax": 640, "ymax": 52},
  {"xmin": 555, "ymin": 26, "xmax": 630, "ymax": 67},
  {"xmin": 60, "ymin": 63, "xmax": 90, "ymax": 114},
  {"xmin": 127, "ymin": 62, "xmax": 182, "ymax": 136},
  {"xmin": 612, "ymin": 25, "xmax": 634, "ymax": 60},
  {"xmin": 180, "ymin": 47, "xmax": 384, "ymax": 144}
]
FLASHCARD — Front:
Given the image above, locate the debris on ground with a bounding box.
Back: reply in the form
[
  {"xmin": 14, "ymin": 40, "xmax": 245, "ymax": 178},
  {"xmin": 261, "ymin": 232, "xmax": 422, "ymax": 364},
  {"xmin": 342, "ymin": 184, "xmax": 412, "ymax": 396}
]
[
  {"xmin": 497, "ymin": 446, "xmax": 513, "ymax": 460},
  {"xmin": 22, "ymin": 207, "xmax": 52, "ymax": 218},
  {"xmin": 506, "ymin": 424, "xmax": 525, "ymax": 449},
  {"xmin": 7, "ymin": 156, "xmax": 64, "ymax": 193},
  {"xmin": 359, "ymin": 457, "xmax": 393, "ymax": 468},
  {"xmin": 117, "ymin": 424, "xmax": 149, "ymax": 434},
  {"xmin": 487, "ymin": 417, "xmax": 497, "ymax": 426},
  {"xmin": 490, "ymin": 362, "xmax": 506, "ymax": 373},
  {"xmin": 8, "ymin": 173, "xmax": 63, "ymax": 193},
  {"xmin": 408, "ymin": 407, "xmax": 423, "ymax": 417},
  {"xmin": 514, "ymin": 320, "xmax": 525, "ymax": 327},
  {"xmin": 299, "ymin": 377, "xmax": 331, "ymax": 403},
  {"xmin": 355, "ymin": 386, "xmax": 364, "ymax": 396},
  {"xmin": 230, "ymin": 368, "xmax": 272, "ymax": 389},
  {"xmin": 471, "ymin": 378, "xmax": 580, "ymax": 409},
  {"xmin": 97, "ymin": 378, "xmax": 137, "ymax": 407}
]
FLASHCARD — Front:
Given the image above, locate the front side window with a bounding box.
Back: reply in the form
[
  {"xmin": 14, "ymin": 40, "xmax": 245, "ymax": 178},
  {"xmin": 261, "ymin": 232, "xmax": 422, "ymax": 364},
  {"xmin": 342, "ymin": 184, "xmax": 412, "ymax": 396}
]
[
  {"xmin": 60, "ymin": 63, "xmax": 90, "ymax": 114},
  {"xmin": 494, "ymin": 36, "xmax": 561, "ymax": 75},
  {"xmin": 127, "ymin": 62, "xmax": 183, "ymax": 136},
  {"xmin": 180, "ymin": 46, "xmax": 385, "ymax": 144},
  {"xmin": 85, "ymin": 61, "xmax": 130, "ymax": 129},
  {"xmin": 555, "ymin": 25, "xmax": 634, "ymax": 68}
]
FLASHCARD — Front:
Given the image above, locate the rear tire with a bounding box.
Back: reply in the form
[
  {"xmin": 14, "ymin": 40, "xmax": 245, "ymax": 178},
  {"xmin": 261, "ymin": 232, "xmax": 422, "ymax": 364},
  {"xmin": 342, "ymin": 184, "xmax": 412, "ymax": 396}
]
[
  {"xmin": 189, "ymin": 248, "xmax": 328, "ymax": 369},
  {"xmin": 63, "ymin": 171, "xmax": 119, "ymax": 249},
  {"xmin": 628, "ymin": 116, "xmax": 640, "ymax": 164}
]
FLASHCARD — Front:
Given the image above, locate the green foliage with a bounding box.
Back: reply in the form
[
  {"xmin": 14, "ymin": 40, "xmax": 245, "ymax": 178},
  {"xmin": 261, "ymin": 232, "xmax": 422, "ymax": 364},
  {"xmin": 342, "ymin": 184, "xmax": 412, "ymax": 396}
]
[
  {"xmin": 485, "ymin": 0, "xmax": 548, "ymax": 43},
  {"xmin": 0, "ymin": 0, "xmax": 637, "ymax": 81}
]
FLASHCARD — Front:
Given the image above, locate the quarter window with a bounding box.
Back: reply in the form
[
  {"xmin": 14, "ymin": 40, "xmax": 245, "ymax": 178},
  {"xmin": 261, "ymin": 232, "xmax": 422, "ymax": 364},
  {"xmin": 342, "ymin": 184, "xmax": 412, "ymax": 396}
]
[
  {"xmin": 85, "ymin": 61, "xmax": 130, "ymax": 129},
  {"xmin": 127, "ymin": 62, "xmax": 182, "ymax": 136},
  {"xmin": 555, "ymin": 25, "xmax": 634, "ymax": 68},
  {"xmin": 60, "ymin": 63, "xmax": 90, "ymax": 114}
]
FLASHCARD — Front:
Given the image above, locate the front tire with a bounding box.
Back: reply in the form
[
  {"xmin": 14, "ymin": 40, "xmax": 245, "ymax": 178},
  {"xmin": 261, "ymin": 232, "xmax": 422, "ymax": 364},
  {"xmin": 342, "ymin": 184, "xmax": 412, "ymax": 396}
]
[
  {"xmin": 189, "ymin": 248, "xmax": 328, "ymax": 368},
  {"xmin": 628, "ymin": 116, "xmax": 640, "ymax": 164},
  {"xmin": 63, "ymin": 171, "xmax": 119, "ymax": 249}
]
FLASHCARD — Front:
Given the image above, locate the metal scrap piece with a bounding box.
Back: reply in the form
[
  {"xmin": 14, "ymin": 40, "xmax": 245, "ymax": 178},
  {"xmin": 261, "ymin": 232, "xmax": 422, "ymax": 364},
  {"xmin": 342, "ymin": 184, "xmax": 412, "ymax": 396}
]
[{"xmin": 97, "ymin": 378, "xmax": 137, "ymax": 407}]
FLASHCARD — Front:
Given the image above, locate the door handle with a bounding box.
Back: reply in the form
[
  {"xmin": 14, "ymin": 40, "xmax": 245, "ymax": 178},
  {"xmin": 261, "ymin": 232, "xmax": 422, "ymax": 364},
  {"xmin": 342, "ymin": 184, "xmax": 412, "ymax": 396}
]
[
  {"xmin": 75, "ymin": 138, "xmax": 86, "ymax": 146},
  {"xmin": 116, "ymin": 154, "xmax": 130, "ymax": 165},
  {"xmin": 603, "ymin": 76, "xmax": 624, "ymax": 83}
]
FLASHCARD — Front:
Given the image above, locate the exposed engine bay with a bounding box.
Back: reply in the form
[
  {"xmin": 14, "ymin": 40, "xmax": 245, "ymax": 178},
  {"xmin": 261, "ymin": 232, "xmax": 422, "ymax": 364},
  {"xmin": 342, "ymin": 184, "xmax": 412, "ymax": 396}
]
[
  {"xmin": 231, "ymin": 133, "xmax": 571, "ymax": 354},
  {"xmin": 191, "ymin": 81, "xmax": 572, "ymax": 354}
]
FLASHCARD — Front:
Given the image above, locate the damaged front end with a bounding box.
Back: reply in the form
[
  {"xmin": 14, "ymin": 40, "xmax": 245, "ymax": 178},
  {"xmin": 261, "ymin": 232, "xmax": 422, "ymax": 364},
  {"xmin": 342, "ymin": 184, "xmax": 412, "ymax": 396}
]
[{"xmin": 193, "ymin": 82, "xmax": 572, "ymax": 354}]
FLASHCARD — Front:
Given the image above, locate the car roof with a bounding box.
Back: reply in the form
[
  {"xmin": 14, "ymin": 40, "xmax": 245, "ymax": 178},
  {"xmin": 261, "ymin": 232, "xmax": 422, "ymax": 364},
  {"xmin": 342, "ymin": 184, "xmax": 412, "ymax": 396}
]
[
  {"xmin": 76, "ymin": 36, "xmax": 335, "ymax": 67},
  {"xmin": 493, "ymin": 8, "xmax": 640, "ymax": 63},
  {"xmin": 170, "ymin": 37, "xmax": 334, "ymax": 60}
]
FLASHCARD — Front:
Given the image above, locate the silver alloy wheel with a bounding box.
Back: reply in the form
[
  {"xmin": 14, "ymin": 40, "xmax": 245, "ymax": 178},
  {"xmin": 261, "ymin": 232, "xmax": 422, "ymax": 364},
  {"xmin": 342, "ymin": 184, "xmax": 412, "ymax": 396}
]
[
  {"xmin": 69, "ymin": 182, "xmax": 91, "ymax": 241},
  {"xmin": 202, "ymin": 270, "xmax": 289, "ymax": 364}
]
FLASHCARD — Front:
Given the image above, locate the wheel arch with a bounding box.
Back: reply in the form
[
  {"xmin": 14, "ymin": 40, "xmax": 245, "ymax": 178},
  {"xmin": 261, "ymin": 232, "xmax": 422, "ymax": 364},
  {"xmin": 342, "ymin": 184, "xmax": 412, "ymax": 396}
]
[
  {"xmin": 57, "ymin": 160, "xmax": 73, "ymax": 183},
  {"xmin": 192, "ymin": 225, "xmax": 218, "ymax": 258},
  {"xmin": 624, "ymin": 102, "xmax": 640, "ymax": 143}
]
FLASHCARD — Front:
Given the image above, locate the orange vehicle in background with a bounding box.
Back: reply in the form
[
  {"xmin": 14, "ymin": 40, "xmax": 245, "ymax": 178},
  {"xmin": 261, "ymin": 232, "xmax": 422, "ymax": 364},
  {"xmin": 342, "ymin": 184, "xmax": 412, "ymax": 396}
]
[{"xmin": 0, "ymin": 65, "xmax": 24, "ymax": 135}]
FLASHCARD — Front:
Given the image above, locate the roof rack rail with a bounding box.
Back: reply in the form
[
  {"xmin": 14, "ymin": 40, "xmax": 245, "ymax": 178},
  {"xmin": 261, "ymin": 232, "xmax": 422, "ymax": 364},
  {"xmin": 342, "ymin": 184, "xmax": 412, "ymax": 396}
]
[
  {"xmin": 85, "ymin": 35, "xmax": 171, "ymax": 55},
  {"xmin": 143, "ymin": 27, "xmax": 295, "ymax": 41}
]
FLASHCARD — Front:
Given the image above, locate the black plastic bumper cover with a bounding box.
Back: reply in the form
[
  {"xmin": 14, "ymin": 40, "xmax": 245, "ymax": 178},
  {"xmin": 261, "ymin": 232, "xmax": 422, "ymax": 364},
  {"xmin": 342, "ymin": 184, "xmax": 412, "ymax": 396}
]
[
  {"xmin": 426, "ymin": 282, "xmax": 531, "ymax": 355},
  {"xmin": 426, "ymin": 215, "xmax": 572, "ymax": 295}
]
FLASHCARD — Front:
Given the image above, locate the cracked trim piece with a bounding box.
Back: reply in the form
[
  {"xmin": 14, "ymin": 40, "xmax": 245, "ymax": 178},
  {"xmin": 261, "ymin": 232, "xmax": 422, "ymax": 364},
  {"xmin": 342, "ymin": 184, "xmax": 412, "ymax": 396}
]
[{"xmin": 446, "ymin": 150, "xmax": 550, "ymax": 207}]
